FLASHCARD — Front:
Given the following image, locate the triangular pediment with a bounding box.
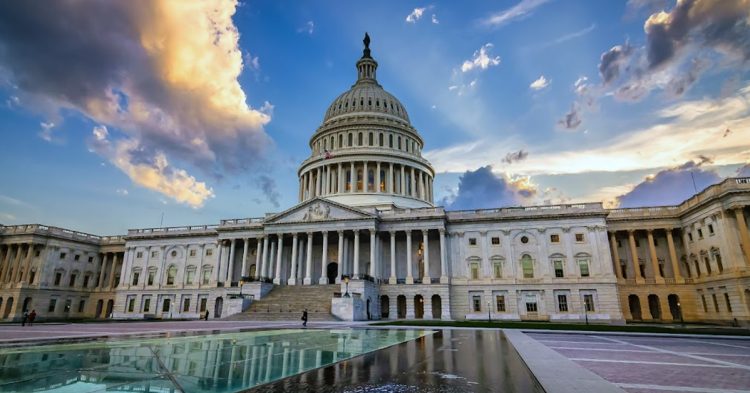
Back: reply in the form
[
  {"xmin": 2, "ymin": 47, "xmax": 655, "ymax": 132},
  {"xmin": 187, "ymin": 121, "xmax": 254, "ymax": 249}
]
[{"xmin": 265, "ymin": 198, "xmax": 375, "ymax": 225}]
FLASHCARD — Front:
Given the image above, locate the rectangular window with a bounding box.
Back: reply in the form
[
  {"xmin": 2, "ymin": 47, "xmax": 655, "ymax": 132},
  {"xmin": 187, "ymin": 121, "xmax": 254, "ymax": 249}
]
[
  {"xmin": 468, "ymin": 238, "xmax": 477, "ymax": 246},
  {"xmin": 78, "ymin": 299, "xmax": 86, "ymax": 313},
  {"xmin": 189, "ymin": 249, "xmax": 196, "ymax": 257},
  {"xmin": 470, "ymin": 263, "xmax": 479, "ymax": 280},
  {"xmin": 143, "ymin": 298, "xmax": 151, "ymax": 313},
  {"xmin": 491, "ymin": 237, "xmax": 500, "ymax": 245},
  {"xmin": 136, "ymin": 251, "xmax": 143, "ymax": 258},
  {"xmin": 575, "ymin": 233, "xmax": 585, "ymax": 242},
  {"xmin": 698, "ymin": 229, "xmax": 703, "ymax": 239},
  {"xmin": 48, "ymin": 299, "xmax": 57, "ymax": 313},
  {"xmin": 202, "ymin": 269, "xmax": 211, "ymax": 285},
  {"xmin": 64, "ymin": 299, "xmax": 71, "ymax": 313},
  {"xmin": 583, "ymin": 294, "xmax": 595, "ymax": 312},
  {"xmin": 68, "ymin": 274, "xmax": 77, "ymax": 287},
  {"xmin": 186, "ymin": 270, "xmax": 195, "ymax": 285},
  {"xmin": 182, "ymin": 297, "xmax": 191, "ymax": 312},
  {"xmin": 60, "ymin": 252, "xmax": 66, "ymax": 259},
  {"xmin": 525, "ymin": 301, "xmax": 538, "ymax": 313},
  {"xmin": 206, "ymin": 249, "xmax": 213, "ymax": 256},
  {"xmin": 701, "ymin": 294, "xmax": 708, "ymax": 312},
  {"xmin": 554, "ymin": 260, "xmax": 564, "ymax": 278},
  {"xmin": 147, "ymin": 271, "xmax": 155, "ymax": 286},
  {"xmin": 712, "ymin": 293, "xmax": 719, "ymax": 312},
  {"xmin": 557, "ymin": 295, "xmax": 568, "ymax": 312},
  {"xmin": 472, "ymin": 295, "xmax": 481, "ymax": 312},
  {"xmin": 724, "ymin": 293, "xmax": 732, "ymax": 313},
  {"xmin": 132, "ymin": 271, "xmax": 139, "ymax": 285},
  {"xmin": 688, "ymin": 232, "xmax": 694, "ymax": 242},
  {"xmin": 578, "ymin": 259, "xmax": 590, "ymax": 277},
  {"xmin": 127, "ymin": 296, "xmax": 135, "ymax": 313},
  {"xmin": 708, "ymin": 224, "xmax": 714, "ymax": 235},
  {"xmin": 87, "ymin": 256, "xmax": 93, "ymax": 263},
  {"xmin": 493, "ymin": 263, "xmax": 502, "ymax": 279},
  {"xmin": 83, "ymin": 275, "xmax": 90, "ymax": 288},
  {"xmin": 496, "ymin": 295, "xmax": 506, "ymax": 312},
  {"xmin": 151, "ymin": 250, "xmax": 158, "ymax": 258},
  {"xmin": 74, "ymin": 254, "xmax": 80, "ymax": 261},
  {"xmin": 550, "ymin": 234, "xmax": 560, "ymax": 243},
  {"xmin": 54, "ymin": 273, "xmax": 62, "ymax": 286},
  {"xmin": 199, "ymin": 297, "xmax": 208, "ymax": 312}
]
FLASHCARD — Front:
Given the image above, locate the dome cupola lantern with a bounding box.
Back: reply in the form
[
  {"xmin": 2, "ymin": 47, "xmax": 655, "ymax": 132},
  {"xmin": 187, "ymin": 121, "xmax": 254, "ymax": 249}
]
[{"xmin": 297, "ymin": 33, "xmax": 435, "ymax": 209}]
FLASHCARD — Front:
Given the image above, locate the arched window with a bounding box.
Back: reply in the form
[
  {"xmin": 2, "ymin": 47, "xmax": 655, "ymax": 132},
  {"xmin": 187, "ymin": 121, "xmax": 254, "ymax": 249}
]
[
  {"xmin": 201, "ymin": 266, "xmax": 212, "ymax": 285},
  {"xmin": 185, "ymin": 266, "xmax": 196, "ymax": 285},
  {"xmin": 389, "ymin": 134, "xmax": 394, "ymax": 148},
  {"xmin": 339, "ymin": 134, "xmax": 343, "ymax": 148},
  {"xmin": 379, "ymin": 133, "xmax": 384, "ymax": 147},
  {"xmin": 358, "ymin": 132, "xmax": 363, "ymax": 146},
  {"xmin": 491, "ymin": 256, "xmax": 504, "ymax": 278},
  {"xmin": 369, "ymin": 132, "xmax": 374, "ymax": 146},
  {"xmin": 348, "ymin": 133, "xmax": 353, "ymax": 146},
  {"xmin": 521, "ymin": 255, "xmax": 534, "ymax": 278},
  {"xmin": 398, "ymin": 136, "xmax": 402, "ymax": 150},
  {"xmin": 166, "ymin": 265, "xmax": 177, "ymax": 285}
]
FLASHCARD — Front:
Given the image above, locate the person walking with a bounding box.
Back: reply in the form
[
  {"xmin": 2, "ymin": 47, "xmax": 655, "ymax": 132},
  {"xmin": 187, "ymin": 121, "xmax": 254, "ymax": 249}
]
[
  {"xmin": 301, "ymin": 309, "xmax": 308, "ymax": 327},
  {"xmin": 21, "ymin": 311, "xmax": 28, "ymax": 327},
  {"xmin": 204, "ymin": 310, "xmax": 210, "ymax": 321},
  {"xmin": 28, "ymin": 310, "xmax": 37, "ymax": 326}
]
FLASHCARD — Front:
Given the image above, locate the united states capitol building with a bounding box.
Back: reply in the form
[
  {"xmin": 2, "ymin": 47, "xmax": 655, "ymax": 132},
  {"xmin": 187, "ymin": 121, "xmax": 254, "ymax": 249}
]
[{"xmin": 1, "ymin": 36, "xmax": 749, "ymax": 326}]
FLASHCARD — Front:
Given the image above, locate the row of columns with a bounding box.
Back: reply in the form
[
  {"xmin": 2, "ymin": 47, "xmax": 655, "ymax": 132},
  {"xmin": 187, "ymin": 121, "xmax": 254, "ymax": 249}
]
[
  {"xmin": 97, "ymin": 252, "xmax": 122, "ymax": 290},
  {"xmin": 609, "ymin": 229, "xmax": 682, "ymax": 283},
  {"xmin": 299, "ymin": 161, "xmax": 433, "ymax": 203},
  {"xmin": 0, "ymin": 243, "xmax": 37, "ymax": 285}
]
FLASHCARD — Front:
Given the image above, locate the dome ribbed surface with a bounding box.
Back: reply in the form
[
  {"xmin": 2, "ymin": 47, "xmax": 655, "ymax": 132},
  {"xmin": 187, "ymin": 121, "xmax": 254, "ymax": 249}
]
[{"xmin": 323, "ymin": 82, "xmax": 410, "ymax": 123}]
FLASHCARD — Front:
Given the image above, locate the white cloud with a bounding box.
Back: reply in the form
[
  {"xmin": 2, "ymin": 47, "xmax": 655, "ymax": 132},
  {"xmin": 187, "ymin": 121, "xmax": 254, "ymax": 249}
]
[
  {"xmin": 461, "ymin": 43, "xmax": 501, "ymax": 73},
  {"xmin": 406, "ymin": 7, "xmax": 427, "ymax": 23},
  {"xmin": 298, "ymin": 20, "xmax": 314, "ymax": 34},
  {"xmin": 483, "ymin": 0, "xmax": 551, "ymax": 27},
  {"xmin": 432, "ymin": 14, "xmax": 439, "ymax": 24},
  {"xmin": 116, "ymin": 188, "xmax": 129, "ymax": 196},
  {"xmin": 529, "ymin": 75, "xmax": 550, "ymax": 90},
  {"xmin": 39, "ymin": 121, "xmax": 55, "ymax": 142}
]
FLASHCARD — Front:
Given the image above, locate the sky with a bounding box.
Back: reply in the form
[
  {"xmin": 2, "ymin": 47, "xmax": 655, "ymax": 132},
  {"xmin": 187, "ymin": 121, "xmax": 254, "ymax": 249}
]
[{"xmin": 0, "ymin": 0, "xmax": 749, "ymax": 235}]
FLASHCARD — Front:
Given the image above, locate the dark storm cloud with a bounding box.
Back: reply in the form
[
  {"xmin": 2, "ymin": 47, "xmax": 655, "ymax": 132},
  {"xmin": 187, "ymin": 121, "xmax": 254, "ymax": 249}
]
[
  {"xmin": 441, "ymin": 166, "xmax": 535, "ymax": 210},
  {"xmin": 557, "ymin": 104, "xmax": 582, "ymax": 130},
  {"xmin": 617, "ymin": 159, "xmax": 722, "ymax": 207},
  {"xmin": 256, "ymin": 175, "xmax": 281, "ymax": 208}
]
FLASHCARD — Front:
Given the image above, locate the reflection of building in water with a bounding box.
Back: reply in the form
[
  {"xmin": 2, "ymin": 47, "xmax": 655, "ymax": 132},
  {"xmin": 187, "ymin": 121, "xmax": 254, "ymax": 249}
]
[
  {"xmin": 1, "ymin": 34, "xmax": 749, "ymax": 325},
  {"xmin": 0, "ymin": 330, "xmax": 425, "ymax": 392}
]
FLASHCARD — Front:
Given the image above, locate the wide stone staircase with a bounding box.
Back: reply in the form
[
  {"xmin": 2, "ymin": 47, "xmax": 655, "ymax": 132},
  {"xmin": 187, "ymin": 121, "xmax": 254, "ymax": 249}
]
[{"xmin": 226, "ymin": 284, "xmax": 340, "ymax": 321}]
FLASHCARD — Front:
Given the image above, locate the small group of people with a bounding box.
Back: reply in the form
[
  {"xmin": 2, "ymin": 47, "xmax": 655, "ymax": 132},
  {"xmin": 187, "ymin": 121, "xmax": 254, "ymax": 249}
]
[{"xmin": 21, "ymin": 309, "xmax": 37, "ymax": 326}]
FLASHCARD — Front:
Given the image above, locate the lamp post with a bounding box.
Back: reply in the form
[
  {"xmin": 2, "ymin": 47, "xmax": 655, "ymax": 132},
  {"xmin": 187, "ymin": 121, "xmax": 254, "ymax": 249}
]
[
  {"xmin": 487, "ymin": 300, "xmax": 491, "ymax": 323},
  {"xmin": 344, "ymin": 276, "xmax": 350, "ymax": 298}
]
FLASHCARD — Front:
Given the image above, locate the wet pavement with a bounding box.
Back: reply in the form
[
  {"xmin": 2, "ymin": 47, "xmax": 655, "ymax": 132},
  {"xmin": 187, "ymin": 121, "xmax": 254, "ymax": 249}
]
[
  {"xmin": 527, "ymin": 332, "xmax": 750, "ymax": 393},
  {"xmin": 252, "ymin": 329, "xmax": 543, "ymax": 393}
]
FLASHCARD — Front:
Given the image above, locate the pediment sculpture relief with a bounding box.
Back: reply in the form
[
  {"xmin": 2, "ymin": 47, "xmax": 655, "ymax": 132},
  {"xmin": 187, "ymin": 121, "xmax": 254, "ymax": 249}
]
[{"xmin": 303, "ymin": 203, "xmax": 331, "ymax": 221}]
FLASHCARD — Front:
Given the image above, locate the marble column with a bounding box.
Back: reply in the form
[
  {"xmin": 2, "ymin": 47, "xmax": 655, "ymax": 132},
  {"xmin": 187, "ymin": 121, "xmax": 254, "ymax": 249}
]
[
  {"xmin": 316, "ymin": 231, "xmax": 328, "ymax": 285},
  {"xmin": 627, "ymin": 230, "xmax": 643, "ymax": 280},
  {"xmin": 439, "ymin": 229, "xmax": 448, "ymax": 283},
  {"xmin": 609, "ymin": 232, "xmax": 623, "ymax": 280},
  {"xmin": 369, "ymin": 230, "xmax": 376, "ymax": 278},
  {"xmin": 363, "ymin": 161, "xmax": 368, "ymax": 192},
  {"xmin": 389, "ymin": 163, "xmax": 394, "ymax": 193},
  {"xmin": 389, "ymin": 231, "xmax": 397, "ymax": 284},
  {"xmin": 350, "ymin": 162, "xmax": 355, "ymax": 193},
  {"xmin": 255, "ymin": 238, "xmax": 263, "ymax": 280},
  {"xmin": 21, "ymin": 244, "xmax": 34, "ymax": 285},
  {"xmin": 304, "ymin": 232, "xmax": 313, "ymax": 284},
  {"xmin": 338, "ymin": 162, "xmax": 343, "ymax": 193},
  {"xmin": 647, "ymin": 230, "xmax": 662, "ymax": 281},
  {"xmin": 108, "ymin": 252, "xmax": 119, "ymax": 289},
  {"xmin": 274, "ymin": 234, "xmax": 284, "ymax": 285},
  {"xmin": 422, "ymin": 230, "xmax": 430, "ymax": 284},
  {"xmin": 241, "ymin": 238, "xmax": 249, "ymax": 279},
  {"xmin": 227, "ymin": 239, "xmax": 236, "ymax": 283},
  {"xmin": 666, "ymin": 229, "xmax": 682, "ymax": 280},
  {"xmin": 337, "ymin": 231, "xmax": 344, "ymax": 284},
  {"xmin": 353, "ymin": 230, "xmax": 360, "ymax": 278},
  {"xmin": 98, "ymin": 253, "xmax": 109, "ymax": 289},
  {"xmin": 406, "ymin": 231, "xmax": 414, "ymax": 284},
  {"xmin": 376, "ymin": 162, "xmax": 381, "ymax": 193},
  {"xmin": 261, "ymin": 236, "xmax": 269, "ymax": 279},
  {"xmin": 400, "ymin": 165, "xmax": 405, "ymax": 195}
]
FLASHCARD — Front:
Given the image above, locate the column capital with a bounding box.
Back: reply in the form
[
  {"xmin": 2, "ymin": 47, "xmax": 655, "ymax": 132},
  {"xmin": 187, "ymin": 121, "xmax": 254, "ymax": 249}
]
[
  {"xmin": 389, "ymin": 230, "xmax": 396, "ymax": 236},
  {"xmin": 306, "ymin": 231, "xmax": 313, "ymax": 236},
  {"xmin": 322, "ymin": 230, "xmax": 329, "ymax": 236},
  {"xmin": 337, "ymin": 230, "xmax": 344, "ymax": 235},
  {"xmin": 627, "ymin": 229, "xmax": 637, "ymax": 234},
  {"xmin": 292, "ymin": 232, "xmax": 298, "ymax": 238},
  {"xmin": 369, "ymin": 229, "xmax": 376, "ymax": 235},
  {"xmin": 422, "ymin": 229, "xmax": 430, "ymax": 235},
  {"xmin": 438, "ymin": 228, "xmax": 445, "ymax": 235},
  {"xmin": 646, "ymin": 228, "xmax": 654, "ymax": 234}
]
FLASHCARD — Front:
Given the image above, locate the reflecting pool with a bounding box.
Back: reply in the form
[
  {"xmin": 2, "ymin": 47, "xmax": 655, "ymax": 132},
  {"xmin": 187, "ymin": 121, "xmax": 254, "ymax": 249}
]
[{"xmin": 0, "ymin": 329, "xmax": 432, "ymax": 392}]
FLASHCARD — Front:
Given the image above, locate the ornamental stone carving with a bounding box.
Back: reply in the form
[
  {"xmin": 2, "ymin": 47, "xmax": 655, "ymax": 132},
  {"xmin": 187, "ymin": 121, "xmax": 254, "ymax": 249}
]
[{"xmin": 303, "ymin": 203, "xmax": 331, "ymax": 221}]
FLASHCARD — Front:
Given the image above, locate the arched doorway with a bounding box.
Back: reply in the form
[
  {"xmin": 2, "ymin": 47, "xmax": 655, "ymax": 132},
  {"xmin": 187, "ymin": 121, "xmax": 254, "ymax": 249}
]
[
  {"xmin": 397, "ymin": 295, "xmax": 406, "ymax": 319},
  {"xmin": 95, "ymin": 300, "xmax": 103, "ymax": 319},
  {"xmin": 380, "ymin": 295, "xmax": 389, "ymax": 319},
  {"xmin": 22, "ymin": 297, "xmax": 32, "ymax": 312},
  {"xmin": 214, "ymin": 297, "xmax": 223, "ymax": 318},
  {"xmin": 327, "ymin": 262, "xmax": 338, "ymax": 284},
  {"xmin": 106, "ymin": 300, "xmax": 114, "ymax": 318},
  {"xmin": 366, "ymin": 298, "xmax": 371, "ymax": 320},
  {"xmin": 628, "ymin": 295, "xmax": 642, "ymax": 320},
  {"xmin": 648, "ymin": 294, "xmax": 661, "ymax": 320},
  {"xmin": 3, "ymin": 297, "xmax": 14, "ymax": 319},
  {"xmin": 414, "ymin": 295, "xmax": 424, "ymax": 319},
  {"xmin": 432, "ymin": 295, "xmax": 442, "ymax": 320},
  {"xmin": 668, "ymin": 294, "xmax": 680, "ymax": 321}
]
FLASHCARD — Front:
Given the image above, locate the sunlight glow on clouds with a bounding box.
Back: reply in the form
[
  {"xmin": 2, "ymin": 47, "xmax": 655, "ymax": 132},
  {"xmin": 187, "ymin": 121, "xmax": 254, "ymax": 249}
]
[{"xmin": 0, "ymin": 0, "xmax": 272, "ymax": 207}]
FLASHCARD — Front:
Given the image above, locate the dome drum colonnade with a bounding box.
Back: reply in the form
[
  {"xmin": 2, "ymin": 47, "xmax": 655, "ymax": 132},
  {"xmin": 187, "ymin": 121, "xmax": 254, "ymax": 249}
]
[{"xmin": 297, "ymin": 33, "xmax": 435, "ymax": 209}]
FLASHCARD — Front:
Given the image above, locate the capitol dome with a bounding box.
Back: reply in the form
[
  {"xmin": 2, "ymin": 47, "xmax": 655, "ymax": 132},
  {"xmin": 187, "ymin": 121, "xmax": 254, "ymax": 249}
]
[{"xmin": 297, "ymin": 33, "xmax": 435, "ymax": 209}]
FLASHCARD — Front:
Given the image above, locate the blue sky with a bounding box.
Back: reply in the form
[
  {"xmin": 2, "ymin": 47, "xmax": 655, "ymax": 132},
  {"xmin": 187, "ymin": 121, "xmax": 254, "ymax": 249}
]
[{"xmin": 0, "ymin": 0, "xmax": 748, "ymax": 234}]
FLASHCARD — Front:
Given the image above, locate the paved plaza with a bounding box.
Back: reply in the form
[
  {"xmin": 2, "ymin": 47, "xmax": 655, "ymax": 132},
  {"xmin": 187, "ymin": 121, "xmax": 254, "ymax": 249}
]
[{"xmin": 527, "ymin": 331, "xmax": 750, "ymax": 393}]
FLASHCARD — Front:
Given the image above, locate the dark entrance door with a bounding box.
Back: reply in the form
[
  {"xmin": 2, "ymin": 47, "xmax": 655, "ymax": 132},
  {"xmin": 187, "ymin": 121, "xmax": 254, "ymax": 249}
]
[
  {"xmin": 95, "ymin": 299, "xmax": 103, "ymax": 319},
  {"xmin": 327, "ymin": 262, "xmax": 338, "ymax": 283},
  {"xmin": 105, "ymin": 300, "xmax": 114, "ymax": 318},
  {"xmin": 214, "ymin": 297, "xmax": 223, "ymax": 318}
]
